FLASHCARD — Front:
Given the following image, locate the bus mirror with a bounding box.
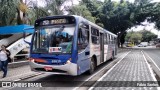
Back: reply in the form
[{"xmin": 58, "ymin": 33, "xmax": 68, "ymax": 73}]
[{"xmin": 23, "ymin": 28, "xmax": 34, "ymax": 45}]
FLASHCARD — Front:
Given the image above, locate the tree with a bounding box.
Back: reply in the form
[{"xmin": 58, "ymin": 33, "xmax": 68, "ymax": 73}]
[
  {"xmin": 125, "ymin": 30, "xmax": 157, "ymax": 45},
  {"xmin": 0, "ymin": 0, "xmax": 19, "ymax": 26},
  {"xmin": 125, "ymin": 31, "xmax": 142, "ymax": 44},
  {"xmin": 96, "ymin": 0, "xmax": 135, "ymax": 47},
  {"xmin": 67, "ymin": 1, "xmax": 96, "ymax": 22},
  {"xmin": 0, "ymin": 0, "xmax": 65, "ymax": 26},
  {"xmin": 45, "ymin": 0, "xmax": 65, "ymax": 15},
  {"xmin": 139, "ymin": 30, "xmax": 157, "ymax": 42}
]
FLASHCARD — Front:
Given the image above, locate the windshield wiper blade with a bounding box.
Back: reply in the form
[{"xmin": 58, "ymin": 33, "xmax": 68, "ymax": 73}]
[{"xmin": 55, "ymin": 25, "xmax": 65, "ymax": 32}]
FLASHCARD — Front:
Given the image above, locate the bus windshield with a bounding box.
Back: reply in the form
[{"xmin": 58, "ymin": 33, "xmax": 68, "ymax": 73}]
[{"xmin": 32, "ymin": 25, "xmax": 75, "ymax": 54}]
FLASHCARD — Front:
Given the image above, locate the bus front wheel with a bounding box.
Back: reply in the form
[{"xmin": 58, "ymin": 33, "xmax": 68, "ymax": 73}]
[{"xmin": 88, "ymin": 58, "xmax": 95, "ymax": 74}]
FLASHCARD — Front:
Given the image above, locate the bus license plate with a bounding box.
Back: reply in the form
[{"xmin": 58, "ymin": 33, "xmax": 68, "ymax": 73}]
[{"xmin": 44, "ymin": 66, "xmax": 53, "ymax": 71}]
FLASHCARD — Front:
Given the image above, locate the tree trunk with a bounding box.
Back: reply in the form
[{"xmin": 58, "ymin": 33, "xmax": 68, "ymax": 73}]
[{"xmin": 17, "ymin": 8, "xmax": 23, "ymax": 25}]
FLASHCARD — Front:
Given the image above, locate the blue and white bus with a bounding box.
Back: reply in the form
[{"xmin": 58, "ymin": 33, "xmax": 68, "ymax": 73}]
[{"xmin": 27, "ymin": 15, "xmax": 117, "ymax": 76}]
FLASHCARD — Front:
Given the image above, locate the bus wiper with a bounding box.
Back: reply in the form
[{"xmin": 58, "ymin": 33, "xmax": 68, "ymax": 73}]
[{"xmin": 56, "ymin": 25, "xmax": 65, "ymax": 32}]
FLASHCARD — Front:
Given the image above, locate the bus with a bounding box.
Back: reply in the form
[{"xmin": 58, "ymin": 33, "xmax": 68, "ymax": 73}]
[{"xmin": 24, "ymin": 15, "xmax": 117, "ymax": 76}]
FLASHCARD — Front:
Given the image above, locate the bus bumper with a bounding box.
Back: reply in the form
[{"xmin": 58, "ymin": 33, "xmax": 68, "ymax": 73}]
[{"xmin": 29, "ymin": 61, "xmax": 77, "ymax": 76}]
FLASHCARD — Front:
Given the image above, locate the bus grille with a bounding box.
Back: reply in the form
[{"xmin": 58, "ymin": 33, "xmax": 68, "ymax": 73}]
[
  {"xmin": 35, "ymin": 61, "xmax": 65, "ymax": 65},
  {"xmin": 35, "ymin": 68, "xmax": 67, "ymax": 73}
]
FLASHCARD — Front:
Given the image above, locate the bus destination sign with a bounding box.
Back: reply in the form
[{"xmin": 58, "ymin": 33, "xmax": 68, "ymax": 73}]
[
  {"xmin": 36, "ymin": 17, "xmax": 76, "ymax": 26},
  {"xmin": 51, "ymin": 19, "xmax": 67, "ymax": 24},
  {"xmin": 41, "ymin": 19, "xmax": 67, "ymax": 25}
]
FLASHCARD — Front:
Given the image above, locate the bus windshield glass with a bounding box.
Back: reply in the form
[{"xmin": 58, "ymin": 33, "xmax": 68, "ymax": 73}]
[{"xmin": 32, "ymin": 25, "xmax": 75, "ymax": 54}]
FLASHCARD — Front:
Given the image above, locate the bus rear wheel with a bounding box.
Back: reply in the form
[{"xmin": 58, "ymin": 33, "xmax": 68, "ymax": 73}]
[{"xmin": 88, "ymin": 58, "xmax": 95, "ymax": 74}]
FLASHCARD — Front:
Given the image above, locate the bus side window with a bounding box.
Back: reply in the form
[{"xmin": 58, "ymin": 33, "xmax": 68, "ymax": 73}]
[
  {"xmin": 114, "ymin": 37, "xmax": 116, "ymax": 44},
  {"xmin": 91, "ymin": 27, "xmax": 99, "ymax": 44},
  {"xmin": 109, "ymin": 35, "xmax": 111, "ymax": 44},
  {"xmin": 78, "ymin": 23, "xmax": 89, "ymax": 53},
  {"xmin": 105, "ymin": 33, "xmax": 107, "ymax": 44},
  {"xmin": 106, "ymin": 33, "xmax": 109, "ymax": 44},
  {"xmin": 111, "ymin": 35, "xmax": 113, "ymax": 44},
  {"xmin": 104, "ymin": 33, "xmax": 107, "ymax": 44}
]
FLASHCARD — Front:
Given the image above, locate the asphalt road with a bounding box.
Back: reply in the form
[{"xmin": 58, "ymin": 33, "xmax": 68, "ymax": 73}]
[
  {"xmin": 4, "ymin": 50, "xmax": 129, "ymax": 90},
  {"xmin": 143, "ymin": 48, "xmax": 160, "ymax": 71},
  {"xmin": 3, "ymin": 48, "xmax": 160, "ymax": 90}
]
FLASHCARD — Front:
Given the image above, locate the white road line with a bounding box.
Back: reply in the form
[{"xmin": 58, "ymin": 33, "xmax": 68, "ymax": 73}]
[
  {"xmin": 142, "ymin": 51, "xmax": 160, "ymax": 90},
  {"xmin": 73, "ymin": 51, "xmax": 131, "ymax": 90},
  {"xmin": 141, "ymin": 51, "xmax": 157, "ymax": 81},
  {"xmin": 143, "ymin": 51, "xmax": 160, "ymax": 72},
  {"xmin": 14, "ymin": 79, "xmax": 21, "ymax": 81},
  {"xmin": 88, "ymin": 51, "xmax": 131, "ymax": 90}
]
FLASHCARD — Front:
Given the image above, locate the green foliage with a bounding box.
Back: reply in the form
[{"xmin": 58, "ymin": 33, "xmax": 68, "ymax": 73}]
[
  {"xmin": 0, "ymin": 0, "xmax": 65, "ymax": 26},
  {"xmin": 68, "ymin": 2, "xmax": 96, "ymax": 23},
  {"xmin": 125, "ymin": 30, "xmax": 157, "ymax": 44},
  {"xmin": 67, "ymin": 0, "xmax": 160, "ymax": 47},
  {"xmin": 0, "ymin": 0, "xmax": 19, "ymax": 26},
  {"xmin": 139, "ymin": 30, "xmax": 157, "ymax": 42},
  {"xmin": 0, "ymin": 0, "xmax": 160, "ymax": 46},
  {"xmin": 45, "ymin": 0, "xmax": 65, "ymax": 15},
  {"xmin": 125, "ymin": 31, "xmax": 142, "ymax": 44}
]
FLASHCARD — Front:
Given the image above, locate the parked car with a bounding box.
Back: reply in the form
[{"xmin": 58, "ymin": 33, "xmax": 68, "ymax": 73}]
[
  {"xmin": 138, "ymin": 42, "xmax": 148, "ymax": 47},
  {"xmin": 138, "ymin": 44, "xmax": 146, "ymax": 47}
]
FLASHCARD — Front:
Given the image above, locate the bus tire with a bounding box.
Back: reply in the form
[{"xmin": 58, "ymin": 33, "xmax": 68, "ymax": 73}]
[{"xmin": 88, "ymin": 58, "xmax": 95, "ymax": 74}]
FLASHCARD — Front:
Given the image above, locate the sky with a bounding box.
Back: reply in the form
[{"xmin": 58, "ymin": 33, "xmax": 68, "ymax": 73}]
[
  {"xmin": 34, "ymin": 0, "xmax": 160, "ymax": 37},
  {"xmin": 127, "ymin": 22, "xmax": 160, "ymax": 38}
]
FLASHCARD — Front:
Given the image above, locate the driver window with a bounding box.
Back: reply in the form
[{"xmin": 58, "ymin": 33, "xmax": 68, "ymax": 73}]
[{"xmin": 78, "ymin": 23, "xmax": 89, "ymax": 53}]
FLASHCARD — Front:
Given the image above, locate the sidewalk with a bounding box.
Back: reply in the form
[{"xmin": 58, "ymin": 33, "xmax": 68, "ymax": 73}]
[
  {"xmin": 0, "ymin": 65, "xmax": 39, "ymax": 81},
  {"xmin": 90, "ymin": 50, "xmax": 158, "ymax": 90}
]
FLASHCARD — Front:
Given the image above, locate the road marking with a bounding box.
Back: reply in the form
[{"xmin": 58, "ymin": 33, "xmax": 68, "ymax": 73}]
[
  {"xmin": 87, "ymin": 51, "xmax": 131, "ymax": 90},
  {"xmin": 141, "ymin": 51, "xmax": 157, "ymax": 81},
  {"xmin": 142, "ymin": 51, "xmax": 160, "ymax": 90},
  {"xmin": 73, "ymin": 51, "xmax": 131, "ymax": 90},
  {"xmin": 142, "ymin": 51, "xmax": 160, "ymax": 73}
]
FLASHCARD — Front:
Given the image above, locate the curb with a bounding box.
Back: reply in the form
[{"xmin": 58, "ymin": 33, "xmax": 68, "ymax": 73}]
[{"xmin": 7, "ymin": 61, "xmax": 29, "ymax": 69}]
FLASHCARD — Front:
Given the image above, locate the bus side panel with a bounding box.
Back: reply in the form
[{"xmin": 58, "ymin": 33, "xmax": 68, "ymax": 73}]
[
  {"xmin": 90, "ymin": 44, "xmax": 101, "ymax": 66},
  {"xmin": 77, "ymin": 46, "xmax": 90, "ymax": 75}
]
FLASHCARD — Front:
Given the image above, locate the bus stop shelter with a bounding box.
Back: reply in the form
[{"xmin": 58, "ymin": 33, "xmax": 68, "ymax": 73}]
[{"xmin": 0, "ymin": 24, "xmax": 34, "ymax": 34}]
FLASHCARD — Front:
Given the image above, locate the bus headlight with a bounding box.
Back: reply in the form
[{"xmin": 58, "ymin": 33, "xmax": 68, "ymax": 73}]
[
  {"xmin": 29, "ymin": 58, "xmax": 47, "ymax": 63},
  {"xmin": 29, "ymin": 58, "xmax": 35, "ymax": 62},
  {"xmin": 66, "ymin": 58, "xmax": 72, "ymax": 64}
]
